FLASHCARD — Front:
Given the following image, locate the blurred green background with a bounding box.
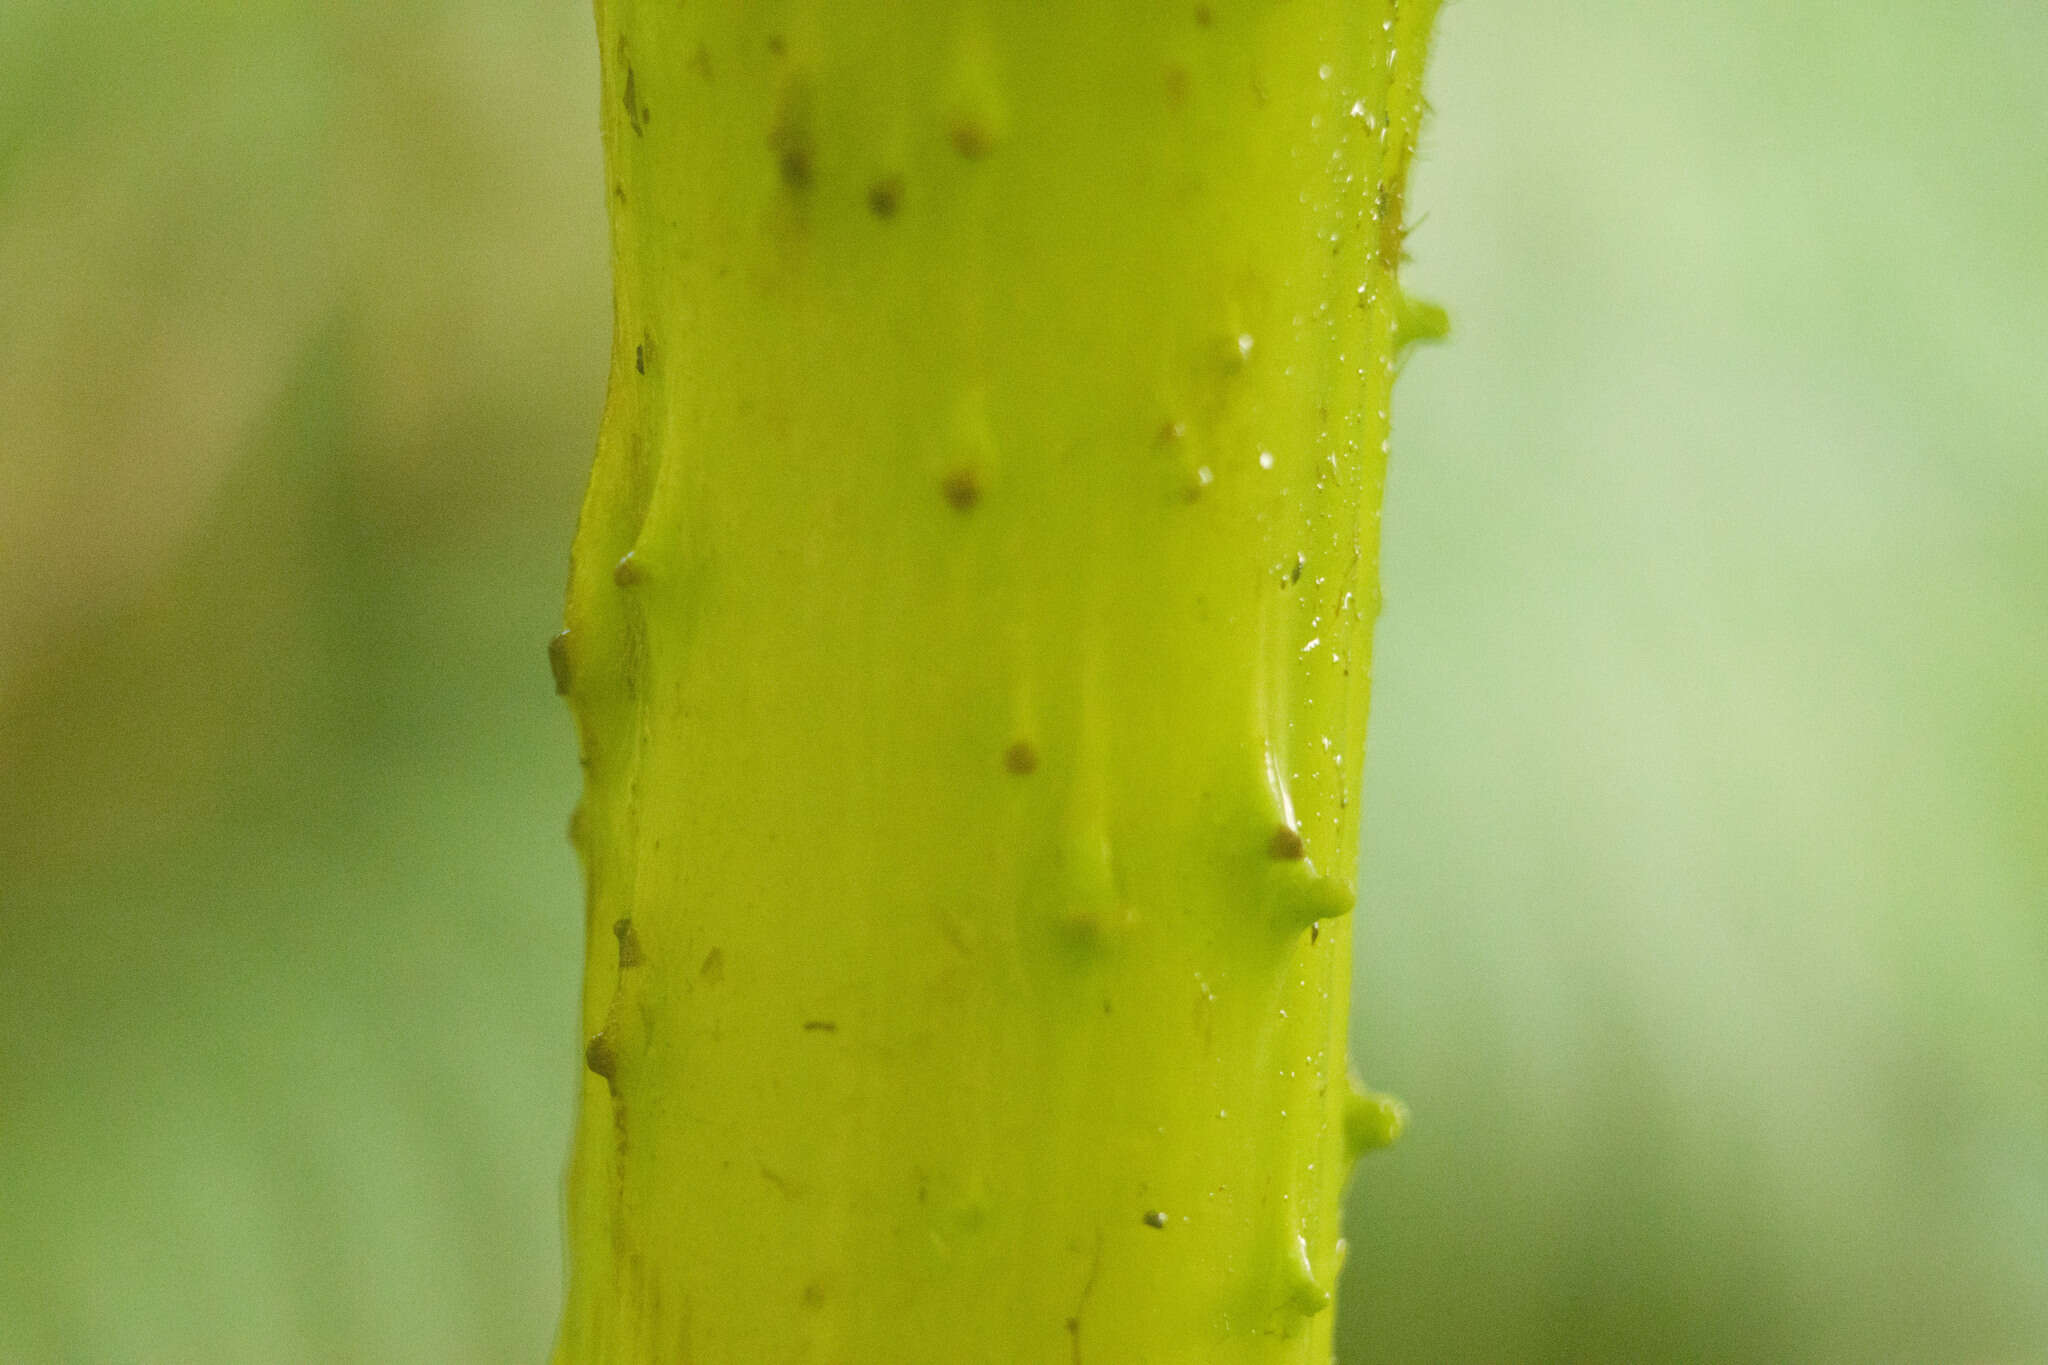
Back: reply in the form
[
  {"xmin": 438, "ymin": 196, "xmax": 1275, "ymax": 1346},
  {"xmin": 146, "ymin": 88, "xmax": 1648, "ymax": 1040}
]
[{"xmin": 2, "ymin": 1, "xmax": 2042, "ymax": 1360}]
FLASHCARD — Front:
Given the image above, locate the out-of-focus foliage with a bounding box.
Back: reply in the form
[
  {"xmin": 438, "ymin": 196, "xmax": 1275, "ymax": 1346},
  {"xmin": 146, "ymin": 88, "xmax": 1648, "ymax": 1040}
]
[
  {"xmin": 1344, "ymin": 4, "xmax": 2048, "ymax": 1362},
  {"xmin": 0, "ymin": 1, "xmax": 2041, "ymax": 1361},
  {"xmin": 1, "ymin": 2, "xmax": 603, "ymax": 1359}
]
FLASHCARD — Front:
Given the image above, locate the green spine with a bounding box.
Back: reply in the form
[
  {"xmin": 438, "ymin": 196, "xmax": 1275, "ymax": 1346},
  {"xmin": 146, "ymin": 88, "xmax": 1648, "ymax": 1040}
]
[{"xmin": 555, "ymin": 2, "xmax": 1439, "ymax": 1359}]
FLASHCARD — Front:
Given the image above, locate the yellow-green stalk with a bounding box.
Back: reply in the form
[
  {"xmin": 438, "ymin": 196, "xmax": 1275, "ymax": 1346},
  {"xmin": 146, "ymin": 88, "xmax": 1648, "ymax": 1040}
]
[{"xmin": 553, "ymin": 2, "xmax": 1439, "ymax": 1359}]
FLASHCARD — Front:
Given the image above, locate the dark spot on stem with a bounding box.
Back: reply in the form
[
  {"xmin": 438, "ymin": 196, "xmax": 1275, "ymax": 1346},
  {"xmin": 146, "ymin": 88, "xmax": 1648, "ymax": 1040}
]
[
  {"xmin": 770, "ymin": 79, "xmax": 815, "ymax": 189},
  {"xmin": 941, "ymin": 467, "xmax": 982, "ymax": 511},
  {"xmin": 1269, "ymin": 824, "xmax": 1307, "ymax": 861},
  {"xmin": 949, "ymin": 115, "xmax": 994, "ymax": 160},
  {"xmin": 1163, "ymin": 63, "xmax": 1190, "ymax": 106},
  {"xmin": 775, "ymin": 140, "xmax": 812, "ymax": 188},
  {"xmin": 1194, "ymin": 4, "xmax": 1213, "ymax": 25},
  {"xmin": 802, "ymin": 1019, "xmax": 838, "ymax": 1033},
  {"xmin": 1310, "ymin": 922, "xmax": 1320, "ymax": 944},
  {"xmin": 699, "ymin": 947, "xmax": 725, "ymax": 984},
  {"xmin": 584, "ymin": 1031, "xmax": 617, "ymax": 1082},
  {"xmin": 613, "ymin": 553, "xmax": 645, "ymax": 587},
  {"xmin": 867, "ymin": 174, "xmax": 904, "ymax": 218},
  {"xmin": 1142, "ymin": 1210, "xmax": 1168, "ymax": 1229},
  {"xmin": 777, "ymin": 144, "xmax": 812, "ymax": 189},
  {"xmin": 1004, "ymin": 740, "xmax": 1039, "ymax": 775},
  {"xmin": 633, "ymin": 344, "xmax": 644, "ymax": 374}
]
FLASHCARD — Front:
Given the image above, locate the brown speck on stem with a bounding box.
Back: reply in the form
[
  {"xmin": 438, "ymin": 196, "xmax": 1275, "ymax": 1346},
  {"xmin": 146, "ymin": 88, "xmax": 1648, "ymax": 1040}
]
[
  {"xmin": 775, "ymin": 138, "xmax": 812, "ymax": 189},
  {"xmin": 802, "ymin": 1281, "xmax": 826, "ymax": 1309},
  {"xmin": 613, "ymin": 918, "xmax": 643, "ymax": 969},
  {"xmin": 633, "ymin": 344, "xmax": 644, "ymax": 374},
  {"xmin": 1156, "ymin": 419, "xmax": 1186, "ymax": 445},
  {"xmin": 867, "ymin": 174, "xmax": 904, "ymax": 218},
  {"xmin": 770, "ymin": 78, "xmax": 815, "ymax": 189},
  {"xmin": 941, "ymin": 467, "xmax": 982, "ymax": 511},
  {"xmin": 690, "ymin": 44, "xmax": 713, "ymax": 80},
  {"xmin": 1194, "ymin": 3, "xmax": 1213, "ymax": 25},
  {"xmin": 613, "ymin": 553, "xmax": 645, "ymax": 587},
  {"xmin": 1163, "ymin": 63, "xmax": 1190, "ymax": 107},
  {"xmin": 779, "ymin": 150, "xmax": 811, "ymax": 188},
  {"xmin": 699, "ymin": 947, "xmax": 725, "ymax": 984},
  {"xmin": 1269, "ymin": 824, "xmax": 1307, "ymax": 861},
  {"xmin": 802, "ymin": 1019, "xmax": 839, "ymax": 1033},
  {"xmin": 1004, "ymin": 739, "xmax": 1040, "ymax": 775},
  {"xmin": 949, "ymin": 115, "xmax": 994, "ymax": 160},
  {"xmin": 1142, "ymin": 1210, "xmax": 1168, "ymax": 1229},
  {"xmin": 1059, "ymin": 909, "xmax": 1106, "ymax": 950}
]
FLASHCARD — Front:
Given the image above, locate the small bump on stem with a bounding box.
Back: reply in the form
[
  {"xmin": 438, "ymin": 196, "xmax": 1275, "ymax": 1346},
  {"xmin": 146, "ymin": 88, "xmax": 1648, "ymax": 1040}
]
[
  {"xmin": 1278, "ymin": 1234, "xmax": 1332, "ymax": 1319},
  {"xmin": 1344, "ymin": 1087, "xmax": 1408, "ymax": 1159},
  {"xmin": 547, "ymin": 629, "xmax": 573, "ymax": 696},
  {"xmin": 612, "ymin": 918, "xmax": 642, "ymax": 969},
  {"xmin": 584, "ymin": 1031, "xmax": 618, "ymax": 1083}
]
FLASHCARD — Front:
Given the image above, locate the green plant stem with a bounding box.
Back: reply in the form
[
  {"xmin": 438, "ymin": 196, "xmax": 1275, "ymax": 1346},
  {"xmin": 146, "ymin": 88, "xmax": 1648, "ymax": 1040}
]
[{"xmin": 554, "ymin": 2, "xmax": 1437, "ymax": 1359}]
